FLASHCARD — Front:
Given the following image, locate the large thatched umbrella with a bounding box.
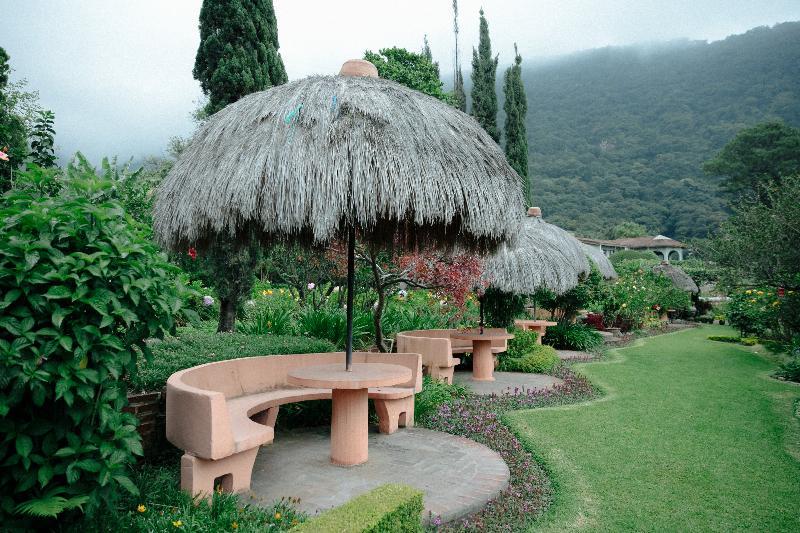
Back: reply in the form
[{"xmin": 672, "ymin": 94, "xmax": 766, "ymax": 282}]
[
  {"xmin": 652, "ymin": 261, "xmax": 699, "ymax": 294},
  {"xmin": 155, "ymin": 59, "xmax": 524, "ymax": 369},
  {"xmin": 483, "ymin": 207, "xmax": 590, "ymax": 297},
  {"xmin": 581, "ymin": 243, "xmax": 618, "ymax": 279}
]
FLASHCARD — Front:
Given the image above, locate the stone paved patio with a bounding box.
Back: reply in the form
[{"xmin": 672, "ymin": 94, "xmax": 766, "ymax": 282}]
[
  {"xmin": 454, "ymin": 371, "xmax": 563, "ymax": 395},
  {"xmin": 557, "ymin": 349, "xmax": 594, "ymax": 361},
  {"xmin": 247, "ymin": 426, "xmax": 509, "ymax": 524}
]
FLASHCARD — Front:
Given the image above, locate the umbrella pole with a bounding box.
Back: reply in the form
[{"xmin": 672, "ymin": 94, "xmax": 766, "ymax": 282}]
[{"xmin": 345, "ymin": 223, "xmax": 356, "ymax": 371}]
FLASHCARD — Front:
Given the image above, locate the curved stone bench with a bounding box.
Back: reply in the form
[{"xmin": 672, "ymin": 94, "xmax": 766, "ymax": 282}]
[
  {"xmin": 166, "ymin": 352, "xmax": 422, "ymax": 497},
  {"xmin": 396, "ymin": 329, "xmax": 508, "ymax": 384}
]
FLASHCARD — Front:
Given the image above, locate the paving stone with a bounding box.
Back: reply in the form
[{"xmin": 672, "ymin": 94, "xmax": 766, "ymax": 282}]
[
  {"xmin": 556, "ymin": 349, "xmax": 594, "ymax": 361},
  {"xmin": 453, "ymin": 371, "xmax": 563, "ymax": 395},
  {"xmin": 247, "ymin": 426, "xmax": 509, "ymax": 524}
]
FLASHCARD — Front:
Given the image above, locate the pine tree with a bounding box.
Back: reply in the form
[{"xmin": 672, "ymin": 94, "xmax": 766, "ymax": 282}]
[
  {"xmin": 471, "ymin": 8, "xmax": 499, "ymax": 141},
  {"xmin": 503, "ymin": 44, "xmax": 529, "ymax": 203},
  {"xmin": 451, "ymin": 0, "xmax": 466, "ymax": 112},
  {"xmin": 191, "ymin": 0, "xmax": 288, "ymax": 331},
  {"xmin": 193, "ymin": 0, "xmax": 287, "ymax": 115},
  {"xmin": 422, "ymin": 35, "xmax": 440, "ymax": 78}
]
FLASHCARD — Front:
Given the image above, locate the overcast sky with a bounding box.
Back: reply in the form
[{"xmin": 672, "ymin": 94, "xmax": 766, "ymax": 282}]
[{"xmin": 2, "ymin": 0, "xmax": 799, "ymax": 163}]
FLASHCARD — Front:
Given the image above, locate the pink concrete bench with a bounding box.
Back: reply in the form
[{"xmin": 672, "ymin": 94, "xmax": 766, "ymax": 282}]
[
  {"xmin": 166, "ymin": 352, "xmax": 422, "ymax": 497},
  {"xmin": 396, "ymin": 329, "xmax": 508, "ymax": 384}
]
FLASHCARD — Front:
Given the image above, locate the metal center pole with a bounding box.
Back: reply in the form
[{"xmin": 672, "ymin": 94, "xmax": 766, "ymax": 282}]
[{"xmin": 345, "ymin": 223, "xmax": 356, "ymax": 371}]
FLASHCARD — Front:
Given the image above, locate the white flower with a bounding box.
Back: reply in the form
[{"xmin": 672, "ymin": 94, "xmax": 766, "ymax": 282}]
[
  {"xmin": 202, "ymin": 295, "xmax": 215, "ymax": 306},
  {"xmin": 332, "ymin": 286, "xmax": 340, "ymax": 292},
  {"xmin": 245, "ymin": 299, "xmax": 256, "ymax": 306},
  {"xmin": 397, "ymin": 289, "xmax": 407, "ymax": 298},
  {"xmin": 307, "ymin": 282, "xmax": 316, "ymax": 290}
]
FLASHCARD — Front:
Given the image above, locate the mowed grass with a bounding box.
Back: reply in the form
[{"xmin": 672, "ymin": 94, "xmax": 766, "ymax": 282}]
[{"xmin": 506, "ymin": 326, "xmax": 800, "ymax": 532}]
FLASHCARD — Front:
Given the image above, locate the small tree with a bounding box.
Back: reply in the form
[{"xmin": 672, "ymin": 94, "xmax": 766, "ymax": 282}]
[
  {"xmin": 503, "ymin": 44, "xmax": 528, "ymax": 203},
  {"xmin": 611, "ymin": 221, "xmax": 649, "ymax": 239},
  {"xmin": 470, "ymin": 8, "xmax": 499, "ymax": 142},
  {"xmin": 29, "ymin": 110, "xmax": 56, "ymax": 168},
  {"xmin": 364, "ymin": 47, "xmax": 452, "ymax": 103},
  {"xmin": 451, "ymin": 0, "xmax": 467, "ymax": 112}
]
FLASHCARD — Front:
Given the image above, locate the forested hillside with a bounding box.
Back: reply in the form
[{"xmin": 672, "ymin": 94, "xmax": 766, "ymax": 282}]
[{"xmin": 525, "ymin": 21, "xmax": 800, "ymax": 239}]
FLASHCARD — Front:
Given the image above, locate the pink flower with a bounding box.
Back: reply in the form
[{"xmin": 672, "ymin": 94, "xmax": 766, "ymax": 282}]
[
  {"xmin": 188, "ymin": 247, "xmax": 197, "ymax": 260},
  {"xmin": 0, "ymin": 150, "xmax": 8, "ymax": 162},
  {"xmin": 307, "ymin": 282, "xmax": 315, "ymax": 290}
]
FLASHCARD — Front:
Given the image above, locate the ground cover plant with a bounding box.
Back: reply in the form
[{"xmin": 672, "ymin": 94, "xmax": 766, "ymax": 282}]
[
  {"xmin": 506, "ymin": 326, "xmax": 800, "ymax": 531},
  {"xmin": 422, "ymin": 367, "xmax": 595, "ymax": 531}
]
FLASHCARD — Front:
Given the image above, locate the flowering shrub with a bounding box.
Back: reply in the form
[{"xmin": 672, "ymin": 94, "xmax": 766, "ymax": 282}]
[
  {"xmin": 0, "ymin": 168, "xmax": 189, "ymax": 524},
  {"xmin": 424, "ymin": 366, "xmax": 595, "ymax": 531},
  {"xmin": 726, "ymin": 288, "xmax": 796, "ymax": 338},
  {"xmin": 598, "ymin": 260, "xmax": 691, "ymax": 330}
]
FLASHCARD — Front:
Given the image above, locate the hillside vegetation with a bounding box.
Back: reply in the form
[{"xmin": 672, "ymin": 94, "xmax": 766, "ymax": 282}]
[{"xmin": 525, "ymin": 21, "xmax": 800, "ymax": 239}]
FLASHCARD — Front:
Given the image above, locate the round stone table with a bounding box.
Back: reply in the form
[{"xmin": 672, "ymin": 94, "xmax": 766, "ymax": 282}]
[
  {"xmin": 450, "ymin": 330, "xmax": 514, "ymax": 381},
  {"xmin": 287, "ymin": 363, "xmax": 412, "ymax": 466}
]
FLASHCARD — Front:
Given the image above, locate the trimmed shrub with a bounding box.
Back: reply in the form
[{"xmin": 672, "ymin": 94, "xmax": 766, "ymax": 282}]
[
  {"xmin": 504, "ymin": 327, "xmax": 539, "ymax": 359},
  {"xmin": 500, "ymin": 345, "xmax": 560, "ymax": 374},
  {"xmin": 131, "ymin": 329, "xmax": 336, "ymax": 392},
  {"xmin": 543, "ymin": 322, "xmax": 604, "ymax": 351},
  {"xmin": 414, "ymin": 376, "xmax": 469, "ymax": 422},
  {"xmin": 707, "ymin": 335, "xmax": 741, "ymax": 343},
  {"xmin": 609, "ymin": 250, "xmax": 659, "ymax": 266},
  {"xmin": 291, "ymin": 483, "xmax": 423, "ymax": 533},
  {"xmin": 0, "ymin": 167, "xmax": 188, "ymax": 523},
  {"xmin": 741, "ymin": 336, "xmax": 758, "ymax": 346}
]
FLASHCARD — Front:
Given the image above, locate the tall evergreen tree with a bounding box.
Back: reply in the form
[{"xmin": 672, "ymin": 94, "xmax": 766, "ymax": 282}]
[
  {"xmin": 503, "ymin": 44, "xmax": 529, "ymax": 203},
  {"xmin": 193, "ymin": 0, "xmax": 287, "ymax": 115},
  {"xmin": 451, "ymin": 0, "xmax": 466, "ymax": 112},
  {"xmin": 471, "ymin": 8, "xmax": 499, "ymax": 142},
  {"xmin": 422, "ymin": 35, "xmax": 440, "ymax": 78},
  {"xmin": 191, "ymin": 0, "xmax": 288, "ymax": 331}
]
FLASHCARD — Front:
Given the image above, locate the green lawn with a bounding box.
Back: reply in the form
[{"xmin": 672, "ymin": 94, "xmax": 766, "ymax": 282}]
[{"xmin": 506, "ymin": 326, "xmax": 800, "ymax": 532}]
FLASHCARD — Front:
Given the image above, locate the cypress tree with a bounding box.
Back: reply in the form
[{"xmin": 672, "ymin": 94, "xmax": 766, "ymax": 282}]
[
  {"xmin": 503, "ymin": 44, "xmax": 529, "ymax": 203},
  {"xmin": 422, "ymin": 35, "xmax": 440, "ymax": 78},
  {"xmin": 191, "ymin": 0, "xmax": 288, "ymax": 331},
  {"xmin": 470, "ymin": 8, "xmax": 499, "ymax": 142},
  {"xmin": 451, "ymin": 0, "xmax": 466, "ymax": 112},
  {"xmin": 193, "ymin": 0, "xmax": 287, "ymax": 115}
]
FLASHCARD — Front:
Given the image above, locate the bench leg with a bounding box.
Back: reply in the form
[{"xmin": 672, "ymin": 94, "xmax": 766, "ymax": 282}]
[
  {"xmin": 430, "ymin": 365, "xmax": 455, "ymax": 384},
  {"xmin": 374, "ymin": 396, "xmax": 414, "ymax": 434},
  {"xmin": 180, "ymin": 447, "xmax": 259, "ymax": 499}
]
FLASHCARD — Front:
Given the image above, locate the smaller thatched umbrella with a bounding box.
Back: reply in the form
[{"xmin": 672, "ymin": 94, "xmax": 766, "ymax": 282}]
[
  {"xmin": 652, "ymin": 261, "xmax": 699, "ymax": 293},
  {"xmin": 582, "ymin": 243, "xmax": 618, "ymax": 279},
  {"xmin": 480, "ymin": 207, "xmax": 591, "ymax": 327}
]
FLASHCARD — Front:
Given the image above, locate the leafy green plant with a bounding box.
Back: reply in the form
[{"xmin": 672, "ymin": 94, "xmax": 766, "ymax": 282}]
[
  {"xmin": 297, "ymin": 307, "xmax": 372, "ymax": 349},
  {"xmin": 740, "ymin": 337, "xmax": 758, "ymax": 346},
  {"xmin": 0, "ymin": 166, "xmax": 188, "ymax": 523},
  {"xmin": 77, "ymin": 464, "xmax": 304, "ymax": 532},
  {"xmin": 414, "ymin": 376, "xmax": 469, "ymax": 422},
  {"xmin": 707, "ymin": 335, "xmax": 741, "ymax": 343},
  {"xmin": 238, "ymin": 305, "xmax": 295, "ymax": 336},
  {"xmin": 504, "ymin": 328, "xmax": 539, "ymax": 359},
  {"xmin": 499, "ymin": 345, "xmax": 561, "ymax": 374},
  {"xmin": 543, "ymin": 322, "xmax": 604, "ymax": 351}
]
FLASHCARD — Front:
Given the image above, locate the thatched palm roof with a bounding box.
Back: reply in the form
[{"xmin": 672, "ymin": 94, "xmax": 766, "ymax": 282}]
[
  {"xmin": 154, "ymin": 71, "xmax": 524, "ymax": 252},
  {"xmin": 582, "ymin": 243, "xmax": 618, "ymax": 279},
  {"xmin": 483, "ymin": 208, "xmax": 590, "ymax": 295},
  {"xmin": 652, "ymin": 262, "xmax": 699, "ymax": 293}
]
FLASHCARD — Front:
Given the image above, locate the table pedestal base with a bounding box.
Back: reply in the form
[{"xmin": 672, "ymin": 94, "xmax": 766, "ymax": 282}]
[
  {"xmin": 471, "ymin": 340, "xmax": 495, "ymax": 381},
  {"xmin": 330, "ymin": 388, "xmax": 368, "ymax": 466}
]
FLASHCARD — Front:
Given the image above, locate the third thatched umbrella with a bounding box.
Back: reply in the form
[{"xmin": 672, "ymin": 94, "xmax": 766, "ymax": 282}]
[
  {"xmin": 652, "ymin": 261, "xmax": 699, "ymax": 294},
  {"xmin": 154, "ymin": 59, "xmax": 525, "ymax": 369},
  {"xmin": 582, "ymin": 243, "xmax": 618, "ymax": 279}
]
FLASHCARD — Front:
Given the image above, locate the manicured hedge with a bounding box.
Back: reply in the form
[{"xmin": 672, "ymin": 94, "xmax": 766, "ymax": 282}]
[
  {"xmin": 291, "ymin": 484, "xmax": 423, "ymax": 533},
  {"xmin": 129, "ymin": 329, "xmax": 336, "ymax": 391}
]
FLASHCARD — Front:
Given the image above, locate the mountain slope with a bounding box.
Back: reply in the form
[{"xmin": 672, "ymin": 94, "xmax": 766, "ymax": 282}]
[{"xmin": 525, "ymin": 21, "xmax": 800, "ymax": 239}]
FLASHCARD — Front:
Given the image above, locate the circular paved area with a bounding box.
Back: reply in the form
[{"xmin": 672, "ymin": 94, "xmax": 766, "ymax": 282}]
[
  {"xmin": 454, "ymin": 370, "xmax": 563, "ymax": 395},
  {"xmin": 248, "ymin": 427, "xmax": 509, "ymax": 524}
]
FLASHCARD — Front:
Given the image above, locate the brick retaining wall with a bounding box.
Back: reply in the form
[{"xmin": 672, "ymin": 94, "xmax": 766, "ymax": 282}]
[{"xmin": 125, "ymin": 389, "xmax": 167, "ymax": 456}]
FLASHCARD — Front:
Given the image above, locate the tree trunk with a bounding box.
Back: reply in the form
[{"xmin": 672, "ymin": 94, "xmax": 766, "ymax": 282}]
[
  {"xmin": 374, "ymin": 288, "xmax": 387, "ymax": 352},
  {"xmin": 217, "ymin": 297, "xmax": 237, "ymax": 332}
]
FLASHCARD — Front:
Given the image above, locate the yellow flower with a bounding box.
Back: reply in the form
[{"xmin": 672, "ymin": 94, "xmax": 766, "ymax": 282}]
[
  {"xmin": 757, "ymin": 291, "xmax": 764, "ymax": 296},
  {"xmin": 137, "ymin": 504, "xmax": 147, "ymax": 513},
  {"xmin": 262, "ymin": 290, "xmax": 269, "ymax": 296},
  {"xmin": 279, "ymin": 288, "xmax": 285, "ymax": 294},
  {"xmin": 773, "ymin": 301, "xmax": 780, "ymax": 306},
  {"xmin": 275, "ymin": 512, "xmax": 282, "ymax": 520},
  {"xmin": 621, "ymin": 303, "xmax": 627, "ymax": 308},
  {"xmin": 172, "ymin": 520, "xmax": 183, "ymax": 528},
  {"xmin": 267, "ymin": 289, "xmax": 274, "ymax": 295},
  {"xmin": 745, "ymin": 290, "xmax": 752, "ymax": 294},
  {"xmin": 749, "ymin": 299, "xmax": 757, "ymax": 303},
  {"xmin": 231, "ymin": 522, "xmax": 239, "ymax": 530},
  {"xmin": 789, "ymin": 290, "xmax": 795, "ymax": 295}
]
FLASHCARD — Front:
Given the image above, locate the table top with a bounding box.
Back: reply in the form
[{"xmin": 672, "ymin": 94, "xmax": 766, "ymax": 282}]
[
  {"xmin": 450, "ymin": 330, "xmax": 515, "ymax": 341},
  {"xmin": 514, "ymin": 319, "xmax": 558, "ymax": 327},
  {"xmin": 287, "ymin": 363, "xmax": 412, "ymax": 390}
]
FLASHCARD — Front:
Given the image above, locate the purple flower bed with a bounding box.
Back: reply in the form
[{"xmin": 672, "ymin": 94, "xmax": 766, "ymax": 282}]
[{"xmin": 423, "ymin": 366, "xmax": 595, "ymax": 532}]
